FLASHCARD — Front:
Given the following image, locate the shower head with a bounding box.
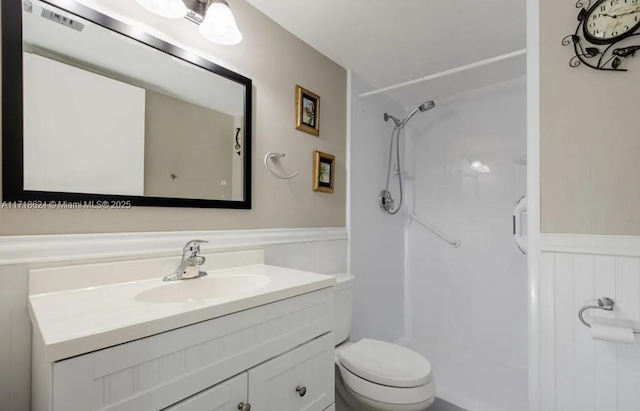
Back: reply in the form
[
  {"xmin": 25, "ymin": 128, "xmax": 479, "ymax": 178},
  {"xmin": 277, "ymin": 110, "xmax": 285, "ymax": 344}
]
[
  {"xmin": 419, "ymin": 101, "xmax": 436, "ymax": 112},
  {"xmin": 400, "ymin": 100, "xmax": 436, "ymax": 128}
]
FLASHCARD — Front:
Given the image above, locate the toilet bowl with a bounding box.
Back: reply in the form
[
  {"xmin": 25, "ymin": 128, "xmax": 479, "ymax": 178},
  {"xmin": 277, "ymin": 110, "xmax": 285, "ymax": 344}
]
[
  {"xmin": 332, "ymin": 275, "xmax": 436, "ymax": 411},
  {"xmin": 335, "ymin": 339, "xmax": 436, "ymax": 411}
]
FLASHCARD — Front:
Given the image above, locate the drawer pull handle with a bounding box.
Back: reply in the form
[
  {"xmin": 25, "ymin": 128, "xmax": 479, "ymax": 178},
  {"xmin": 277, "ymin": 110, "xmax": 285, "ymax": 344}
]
[
  {"xmin": 238, "ymin": 402, "xmax": 251, "ymax": 411},
  {"xmin": 296, "ymin": 386, "xmax": 307, "ymax": 397}
]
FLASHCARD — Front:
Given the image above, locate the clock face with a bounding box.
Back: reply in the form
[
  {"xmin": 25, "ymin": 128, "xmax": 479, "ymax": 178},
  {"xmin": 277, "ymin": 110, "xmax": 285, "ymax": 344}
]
[{"xmin": 585, "ymin": 0, "xmax": 640, "ymax": 43}]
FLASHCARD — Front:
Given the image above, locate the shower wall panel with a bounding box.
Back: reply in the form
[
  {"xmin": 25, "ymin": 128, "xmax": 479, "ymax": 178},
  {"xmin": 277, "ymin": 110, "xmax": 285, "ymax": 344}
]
[
  {"xmin": 401, "ymin": 78, "xmax": 528, "ymax": 411},
  {"xmin": 348, "ymin": 72, "xmax": 406, "ymax": 342}
]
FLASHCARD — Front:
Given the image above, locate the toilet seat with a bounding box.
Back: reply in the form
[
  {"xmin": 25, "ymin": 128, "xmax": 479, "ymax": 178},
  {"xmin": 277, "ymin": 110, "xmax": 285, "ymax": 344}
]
[{"xmin": 337, "ymin": 339, "xmax": 433, "ymax": 387}]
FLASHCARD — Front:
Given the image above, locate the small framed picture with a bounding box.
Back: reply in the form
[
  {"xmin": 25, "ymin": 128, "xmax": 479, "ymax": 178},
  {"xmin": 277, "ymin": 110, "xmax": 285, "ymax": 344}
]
[
  {"xmin": 295, "ymin": 85, "xmax": 320, "ymax": 137},
  {"xmin": 313, "ymin": 151, "xmax": 335, "ymax": 193}
]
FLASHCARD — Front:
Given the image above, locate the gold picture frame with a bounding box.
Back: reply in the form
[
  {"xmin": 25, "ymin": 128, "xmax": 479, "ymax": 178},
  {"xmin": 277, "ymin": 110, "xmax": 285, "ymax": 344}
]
[
  {"xmin": 313, "ymin": 151, "xmax": 335, "ymax": 193},
  {"xmin": 295, "ymin": 85, "xmax": 320, "ymax": 137}
]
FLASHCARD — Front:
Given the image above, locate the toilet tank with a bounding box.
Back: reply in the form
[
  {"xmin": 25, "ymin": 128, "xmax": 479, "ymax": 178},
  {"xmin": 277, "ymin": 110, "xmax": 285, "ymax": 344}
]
[{"xmin": 333, "ymin": 273, "xmax": 354, "ymax": 346}]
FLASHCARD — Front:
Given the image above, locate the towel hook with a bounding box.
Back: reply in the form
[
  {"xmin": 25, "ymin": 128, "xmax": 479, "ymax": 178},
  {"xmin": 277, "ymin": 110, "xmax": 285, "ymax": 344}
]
[
  {"xmin": 578, "ymin": 297, "xmax": 640, "ymax": 334},
  {"xmin": 264, "ymin": 152, "xmax": 299, "ymax": 180}
]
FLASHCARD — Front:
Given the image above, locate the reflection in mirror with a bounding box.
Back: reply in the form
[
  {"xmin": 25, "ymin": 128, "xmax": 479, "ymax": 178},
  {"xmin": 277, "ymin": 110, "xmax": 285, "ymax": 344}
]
[{"xmin": 19, "ymin": 0, "xmax": 249, "ymax": 204}]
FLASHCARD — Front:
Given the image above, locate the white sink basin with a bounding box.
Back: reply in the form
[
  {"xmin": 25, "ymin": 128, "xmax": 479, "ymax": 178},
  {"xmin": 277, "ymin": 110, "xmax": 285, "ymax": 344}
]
[{"xmin": 135, "ymin": 274, "xmax": 271, "ymax": 303}]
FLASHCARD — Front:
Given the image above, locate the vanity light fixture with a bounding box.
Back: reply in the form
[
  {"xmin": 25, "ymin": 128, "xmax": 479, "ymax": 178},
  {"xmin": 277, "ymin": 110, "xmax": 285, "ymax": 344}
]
[
  {"xmin": 198, "ymin": 0, "xmax": 243, "ymax": 45},
  {"xmin": 135, "ymin": 0, "xmax": 188, "ymax": 19},
  {"xmin": 136, "ymin": 0, "xmax": 243, "ymax": 45}
]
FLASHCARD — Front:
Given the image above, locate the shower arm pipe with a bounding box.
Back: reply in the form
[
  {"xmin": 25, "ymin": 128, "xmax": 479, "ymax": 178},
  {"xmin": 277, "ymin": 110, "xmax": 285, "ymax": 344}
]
[
  {"xmin": 409, "ymin": 212, "xmax": 461, "ymax": 248},
  {"xmin": 358, "ymin": 49, "xmax": 527, "ymax": 99}
]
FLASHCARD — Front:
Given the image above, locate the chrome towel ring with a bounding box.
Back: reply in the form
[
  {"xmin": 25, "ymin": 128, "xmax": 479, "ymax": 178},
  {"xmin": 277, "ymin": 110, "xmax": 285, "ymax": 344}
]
[
  {"xmin": 578, "ymin": 297, "xmax": 640, "ymax": 334},
  {"xmin": 264, "ymin": 152, "xmax": 299, "ymax": 180}
]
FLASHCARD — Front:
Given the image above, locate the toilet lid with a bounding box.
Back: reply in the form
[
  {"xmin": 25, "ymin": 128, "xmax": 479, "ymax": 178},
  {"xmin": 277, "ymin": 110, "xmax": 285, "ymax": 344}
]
[{"xmin": 337, "ymin": 339, "xmax": 433, "ymax": 388}]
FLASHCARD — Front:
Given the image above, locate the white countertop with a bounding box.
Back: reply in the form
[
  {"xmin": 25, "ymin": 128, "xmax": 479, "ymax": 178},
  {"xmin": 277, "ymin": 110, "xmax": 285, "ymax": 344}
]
[{"xmin": 29, "ymin": 263, "xmax": 336, "ymax": 362}]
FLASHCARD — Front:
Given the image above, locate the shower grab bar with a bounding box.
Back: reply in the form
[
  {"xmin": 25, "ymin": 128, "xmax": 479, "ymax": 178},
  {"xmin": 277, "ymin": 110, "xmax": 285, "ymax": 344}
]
[
  {"xmin": 513, "ymin": 196, "xmax": 528, "ymax": 254},
  {"xmin": 409, "ymin": 212, "xmax": 461, "ymax": 248}
]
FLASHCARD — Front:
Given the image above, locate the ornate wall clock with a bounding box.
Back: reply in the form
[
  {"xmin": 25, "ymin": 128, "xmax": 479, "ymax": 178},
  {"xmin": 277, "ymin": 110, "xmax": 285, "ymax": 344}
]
[{"xmin": 563, "ymin": 0, "xmax": 640, "ymax": 71}]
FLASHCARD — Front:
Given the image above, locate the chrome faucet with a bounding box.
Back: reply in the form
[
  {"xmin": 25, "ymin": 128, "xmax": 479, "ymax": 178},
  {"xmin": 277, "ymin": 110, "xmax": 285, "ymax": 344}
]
[{"xmin": 163, "ymin": 240, "xmax": 209, "ymax": 282}]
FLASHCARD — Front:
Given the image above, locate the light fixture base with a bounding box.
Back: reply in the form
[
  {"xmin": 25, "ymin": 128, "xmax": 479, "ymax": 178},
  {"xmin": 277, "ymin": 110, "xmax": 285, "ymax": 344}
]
[
  {"xmin": 183, "ymin": 0, "xmax": 230, "ymax": 24},
  {"xmin": 183, "ymin": 0, "xmax": 209, "ymax": 24},
  {"xmin": 143, "ymin": 0, "xmax": 242, "ymax": 45}
]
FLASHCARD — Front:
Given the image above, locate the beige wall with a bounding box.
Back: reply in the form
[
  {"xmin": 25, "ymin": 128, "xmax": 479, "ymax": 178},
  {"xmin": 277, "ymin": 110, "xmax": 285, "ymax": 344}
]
[
  {"xmin": 144, "ymin": 90, "xmax": 234, "ymax": 200},
  {"xmin": 0, "ymin": 0, "xmax": 347, "ymax": 235},
  {"xmin": 540, "ymin": 0, "xmax": 640, "ymax": 235}
]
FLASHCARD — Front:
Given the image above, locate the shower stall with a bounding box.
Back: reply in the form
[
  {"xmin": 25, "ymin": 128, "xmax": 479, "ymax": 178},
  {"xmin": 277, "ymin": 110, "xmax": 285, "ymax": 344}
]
[{"xmin": 349, "ymin": 53, "xmax": 527, "ymax": 411}]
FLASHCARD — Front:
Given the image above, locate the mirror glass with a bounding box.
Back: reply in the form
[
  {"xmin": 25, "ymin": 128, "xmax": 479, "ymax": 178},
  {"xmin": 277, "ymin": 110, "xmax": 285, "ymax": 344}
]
[{"xmin": 19, "ymin": 0, "xmax": 249, "ymax": 204}]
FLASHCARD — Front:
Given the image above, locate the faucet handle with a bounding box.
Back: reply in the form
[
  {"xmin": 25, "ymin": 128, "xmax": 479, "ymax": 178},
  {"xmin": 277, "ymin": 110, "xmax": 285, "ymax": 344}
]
[
  {"xmin": 183, "ymin": 240, "xmax": 209, "ymax": 255},
  {"xmin": 192, "ymin": 255, "xmax": 206, "ymax": 266}
]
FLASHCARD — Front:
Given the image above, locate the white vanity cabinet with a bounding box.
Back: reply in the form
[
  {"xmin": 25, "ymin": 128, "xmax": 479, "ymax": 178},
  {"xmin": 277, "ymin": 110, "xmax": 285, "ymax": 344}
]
[
  {"xmin": 32, "ymin": 288, "xmax": 335, "ymax": 411},
  {"xmin": 166, "ymin": 333, "xmax": 334, "ymax": 411}
]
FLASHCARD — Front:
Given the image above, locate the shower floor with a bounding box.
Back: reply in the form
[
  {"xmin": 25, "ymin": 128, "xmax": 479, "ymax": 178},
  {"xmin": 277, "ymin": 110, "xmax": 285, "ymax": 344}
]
[{"xmin": 431, "ymin": 398, "xmax": 467, "ymax": 411}]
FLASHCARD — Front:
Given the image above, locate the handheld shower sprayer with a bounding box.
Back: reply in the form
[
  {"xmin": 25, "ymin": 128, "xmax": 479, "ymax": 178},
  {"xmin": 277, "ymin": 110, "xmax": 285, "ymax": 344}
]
[
  {"xmin": 380, "ymin": 101, "xmax": 436, "ymax": 214},
  {"xmin": 419, "ymin": 101, "xmax": 436, "ymax": 112}
]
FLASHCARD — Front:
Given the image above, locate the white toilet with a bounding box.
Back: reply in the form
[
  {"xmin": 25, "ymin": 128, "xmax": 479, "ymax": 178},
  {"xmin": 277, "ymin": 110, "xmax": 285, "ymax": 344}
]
[{"xmin": 333, "ymin": 274, "xmax": 436, "ymax": 411}]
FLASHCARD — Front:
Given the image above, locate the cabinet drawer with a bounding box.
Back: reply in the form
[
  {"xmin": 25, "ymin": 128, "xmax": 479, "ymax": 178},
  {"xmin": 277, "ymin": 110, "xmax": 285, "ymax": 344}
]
[
  {"xmin": 164, "ymin": 373, "xmax": 248, "ymax": 411},
  {"xmin": 248, "ymin": 333, "xmax": 334, "ymax": 411}
]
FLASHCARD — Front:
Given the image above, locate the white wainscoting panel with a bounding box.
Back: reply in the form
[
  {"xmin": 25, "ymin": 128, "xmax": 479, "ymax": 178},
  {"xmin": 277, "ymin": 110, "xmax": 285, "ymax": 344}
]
[
  {"xmin": 0, "ymin": 228, "xmax": 347, "ymax": 411},
  {"xmin": 540, "ymin": 235, "xmax": 640, "ymax": 411},
  {"xmin": 264, "ymin": 240, "xmax": 347, "ymax": 274}
]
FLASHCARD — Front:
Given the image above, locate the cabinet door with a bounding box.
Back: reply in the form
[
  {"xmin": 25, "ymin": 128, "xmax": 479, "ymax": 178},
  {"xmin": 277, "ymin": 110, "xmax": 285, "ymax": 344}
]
[
  {"xmin": 248, "ymin": 333, "xmax": 334, "ymax": 411},
  {"xmin": 164, "ymin": 373, "xmax": 248, "ymax": 411}
]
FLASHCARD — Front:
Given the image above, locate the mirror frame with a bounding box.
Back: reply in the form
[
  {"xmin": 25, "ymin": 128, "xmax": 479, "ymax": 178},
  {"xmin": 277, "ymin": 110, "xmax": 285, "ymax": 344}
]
[{"xmin": 2, "ymin": 0, "xmax": 252, "ymax": 209}]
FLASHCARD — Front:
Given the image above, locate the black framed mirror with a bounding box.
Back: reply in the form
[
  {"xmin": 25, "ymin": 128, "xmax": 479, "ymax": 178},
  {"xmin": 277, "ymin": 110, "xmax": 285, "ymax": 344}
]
[{"xmin": 2, "ymin": 0, "xmax": 252, "ymax": 209}]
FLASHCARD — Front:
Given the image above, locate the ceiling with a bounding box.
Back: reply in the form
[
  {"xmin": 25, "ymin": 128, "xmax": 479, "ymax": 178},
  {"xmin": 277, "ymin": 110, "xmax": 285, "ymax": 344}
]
[{"xmin": 246, "ymin": 0, "xmax": 527, "ymax": 104}]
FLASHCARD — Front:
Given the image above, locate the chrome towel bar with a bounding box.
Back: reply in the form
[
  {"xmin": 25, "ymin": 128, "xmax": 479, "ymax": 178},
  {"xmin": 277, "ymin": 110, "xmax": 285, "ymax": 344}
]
[{"xmin": 578, "ymin": 297, "xmax": 640, "ymax": 334}]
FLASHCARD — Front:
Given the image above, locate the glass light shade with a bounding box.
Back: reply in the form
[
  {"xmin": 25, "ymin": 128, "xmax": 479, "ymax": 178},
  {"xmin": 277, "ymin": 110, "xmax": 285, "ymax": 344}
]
[
  {"xmin": 199, "ymin": 2, "xmax": 243, "ymax": 45},
  {"xmin": 136, "ymin": 0, "xmax": 188, "ymax": 19}
]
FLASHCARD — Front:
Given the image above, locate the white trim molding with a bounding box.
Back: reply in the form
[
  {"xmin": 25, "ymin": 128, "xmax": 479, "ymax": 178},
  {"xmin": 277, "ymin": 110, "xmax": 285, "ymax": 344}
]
[
  {"xmin": 0, "ymin": 227, "xmax": 348, "ymax": 266},
  {"xmin": 527, "ymin": 0, "xmax": 541, "ymax": 408},
  {"xmin": 541, "ymin": 233, "xmax": 640, "ymax": 257}
]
